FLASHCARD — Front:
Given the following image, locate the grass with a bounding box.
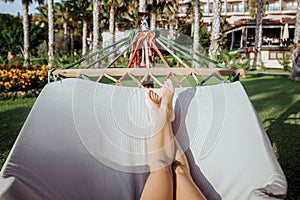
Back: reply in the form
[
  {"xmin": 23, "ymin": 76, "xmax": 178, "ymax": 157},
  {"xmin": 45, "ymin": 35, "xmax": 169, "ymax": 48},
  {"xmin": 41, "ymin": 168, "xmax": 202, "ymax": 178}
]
[
  {"xmin": 240, "ymin": 75, "xmax": 300, "ymax": 199},
  {"xmin": 0, "ymin": 74, "xmax": 299, "ymax": 199},
  {"xmin": 0, "ymin": 97, "xmax": 36, "ymax": 166}
]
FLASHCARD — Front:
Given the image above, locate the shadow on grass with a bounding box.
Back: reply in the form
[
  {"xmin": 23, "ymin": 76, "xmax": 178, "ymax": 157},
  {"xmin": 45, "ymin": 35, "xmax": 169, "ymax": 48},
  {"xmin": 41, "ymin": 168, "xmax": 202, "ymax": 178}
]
[
  {"xmin": 264, "ymin": 100, "xmax": 300, "ymax": 200},
  {"xmin": 0, "ymin": 106, "xmax": 32, "ymax": 169},
  {"xmin": 241, "ymin": 75, "xmax": 300, "ymax": 200}
]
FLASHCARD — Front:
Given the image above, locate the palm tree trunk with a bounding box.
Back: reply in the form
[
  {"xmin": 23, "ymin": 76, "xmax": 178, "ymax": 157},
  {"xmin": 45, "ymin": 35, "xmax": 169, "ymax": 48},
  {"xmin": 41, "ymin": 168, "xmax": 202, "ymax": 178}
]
[
  {"xmin": 22, "ymin": 0, "xmax": 30, "ymax": 65},
  {"xmin": 139, "ymin": 0, "xmax": 146, "ymax": 12},
  {"xmin": 63, "ymin": 21, "xmax": 68, "ymax": 54},
  {"xmin": 209, "ymin": 0, "xmax": 221, "ymax": 61},
  {"xmin": 252, "ymin": 0, "xmax": 264, "ymax": 69},
  {"xmin": 48, "ymin": 0, "xmax": 54, "ymax": 66},
  {"xmin": 193, "ymin": 0, "xmax": 200, "ymax": 68},
  {"xmin": 169, "ymin": 14, "xmax": 175, "ymax": 40},
  {"xmin": 82, "ymin": 17, "xmax": 88, "ymax": 56},
  {"xmin": 290, "ymin": 0, "xmax": 300, "ymax": 80},
  {"xmin": 293, "ymin": 0, "xmax": 300, "ymax": 44},
  {"xmin": 92, "ymin": 0, "xmax": 100, "ymax": 53},
  {"xmin": 109, "ymin": 5, "xmax": 115, "ymax": 63},
  {"xmin": 70, "ymin": 27, "xmax": 74, "ymax": 56},
  {"xmin": 289, "ymin": 43, "xmax": 300, "ymax": 81},
  {"xmin": 150, "ymin": 0, "xmax": 157, "ymax": 30}
]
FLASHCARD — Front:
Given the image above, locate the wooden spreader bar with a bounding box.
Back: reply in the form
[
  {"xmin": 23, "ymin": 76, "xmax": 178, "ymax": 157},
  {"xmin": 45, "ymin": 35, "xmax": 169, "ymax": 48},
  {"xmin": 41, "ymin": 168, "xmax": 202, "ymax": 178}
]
[{"xmin": 53, "ymin": 68, "xmax": 246, "ymax": 78}]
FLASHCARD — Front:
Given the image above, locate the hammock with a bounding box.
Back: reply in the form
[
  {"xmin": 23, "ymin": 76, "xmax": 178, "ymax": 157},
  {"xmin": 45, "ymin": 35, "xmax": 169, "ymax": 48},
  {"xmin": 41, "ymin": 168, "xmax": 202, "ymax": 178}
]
[{"xmin": 0, "ymin": 78, "xmax": 287, "ymax": 200}]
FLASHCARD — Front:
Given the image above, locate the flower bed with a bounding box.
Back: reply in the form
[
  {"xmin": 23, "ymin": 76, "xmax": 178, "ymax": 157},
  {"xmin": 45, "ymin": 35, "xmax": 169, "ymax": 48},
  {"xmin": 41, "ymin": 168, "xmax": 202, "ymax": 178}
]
[{"xmin": 0, "ymin": 64, "xmax": 51, "ymax": 95}]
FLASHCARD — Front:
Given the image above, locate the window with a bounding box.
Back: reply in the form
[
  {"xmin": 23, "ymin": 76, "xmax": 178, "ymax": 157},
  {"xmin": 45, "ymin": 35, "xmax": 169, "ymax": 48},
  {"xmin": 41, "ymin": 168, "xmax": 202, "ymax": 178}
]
[
  {"xmin": 268, "ymin": 1, "xmax": 281, "ymax": 11},
  {"xmin": 232, "ymin": 3, "xmax": 243, "ymax": 12},
  {"xmin": 286, "ymin": 1, "xmax": 297, "ymax": 10},
  {"xmin": 221, "ymin": 3, "xmax": 226, "ymax": 12},
  {"xmin": 270, "ymin": 52, "xmax": 277, "ymax": 59},
  {"xmin": 203, "ymin": 5, "xmax": 209, "ymax": 13},
  {"xmin": 269, "ymin": 51, "xmax": 287, "ymax": 60}
]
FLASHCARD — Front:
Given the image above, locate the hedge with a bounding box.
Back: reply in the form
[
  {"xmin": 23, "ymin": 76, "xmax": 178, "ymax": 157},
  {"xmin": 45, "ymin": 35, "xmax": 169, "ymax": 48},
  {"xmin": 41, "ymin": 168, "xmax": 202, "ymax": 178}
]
[{"xmin": 0, "ymin": 63, "xmax": 51, "ymax": 94}]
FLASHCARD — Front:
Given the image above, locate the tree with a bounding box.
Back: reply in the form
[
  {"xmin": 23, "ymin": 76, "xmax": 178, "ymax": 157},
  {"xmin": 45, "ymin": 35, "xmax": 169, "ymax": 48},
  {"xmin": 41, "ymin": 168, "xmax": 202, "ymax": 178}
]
[
  {"xmin": 105, "ymin": 0, "xmax": 124, "ymax": 61},
  {"xmin": 80, "ymin": 0, "xmax": 92, "ymax": 56},
  {"xmin": 92, "ymin": 0, "xmax": 100, "ymax": 53},
  {"xmin": 252, "ymin": 0, "xmax": 264, "ymax": 69},
  {"xmin": 48, "ymin": 0, "xmax": 54, "ymax": 66},
  {"xmin": 290, "ymin": 0, "xmax": 300, "ymax": 81},
  {"xmin": 148, "ymin": 0, "xmax": 176, "ymax": 30},
  {"xmin": 192, "ymin": 0, "xmax": 200, "ymax": 68},
  {"xmin": 208, "ymin": 0, "xmax": 221, "ymax": 61},
  {"xmin": 22, "ymin": 0, "xmax": 30, "ymax": 64},
  {"xmin": 155, "ymin": 0, "xmax": 178, "ymax": 39},
  {"xmin": 55, "ymin": 1, "xmax": 69, "ymax": 54},
  {"xmin": 116, "ymin": 1, "xmax": 138, "ymax": 30},
  {"xmin": 247, "ymin": 0, "xmax": 266, "ymax": 69},
  {"xmin": 66, "ymin": 0, "xmax": 92, "ymax": 56},
  {"xmin": 0, "ymin": 14, "xmax": 23, "ymax": 57},
  {"xmin": 293, "ymin": 0, "xmax": 300, "ymax": 44},
  {"xmin": 149, "ymin": 0, "xmax": 157, "ymax": 30},
  {"xmin": 3, "ymin": 0, "xmax": 44, "ymax": 65}
]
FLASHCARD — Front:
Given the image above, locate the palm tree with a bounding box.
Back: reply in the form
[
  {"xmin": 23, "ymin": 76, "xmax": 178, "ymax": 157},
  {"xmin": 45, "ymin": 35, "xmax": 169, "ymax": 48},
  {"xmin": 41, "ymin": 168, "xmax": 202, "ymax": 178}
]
[
  {"xmin": 290, "ymin": 0, "xmax": 300, "ymax": 80},
  {"xmin": 47, "ymin": 0, "xmax": 54, "ymax": 66},
  {"xmin": 155, "ymin": 0, "xmax": 178, "ymax": 39},
  {"xmin": 105, "ymin": 0, "xmax": 124, "ymax": 61},
  {"xmin": 149, "ymin": 0, "xmax": 157, "ymax": 30},
  {"xmin": 247, "ymin": 0, "xmax": 266, "ymax": 69},
  {"xmin": 252, "ymin": 0, "xmax": 264, "ymax": 69},
  {"xmin": 22, "ymin": 0, "xmax": 31, "ymax": 65},
  {"xmin": 193, "ymin": 0, "xmax": 200, "ymax": 68},
  {"xmin": 55, "ymin": 1, "xmax": 69, "ymax": 54},
  {"xmin": 66, "ymin": 0, "xmax": 92, "ymax": 56},
  {"xmin": 92, "ymin": 0, "xmax": 100, "ymax": 53},
  {"xmin": 117, "ymin": 1, "xmax": 138, "ymax": 30},
  {"xmin": 148, "ymin": 0, "xmax": 175, "ymax": 30},
  {"xmin": 80, "ymin": 0, "xmax": 92, "ymax": 56},
  {"xmin": 208, "ymin": 0, "xmax": 222, "ymax": 61},
  {"xmin": 3, "ymin": 0, "xmax": 44, "ymax": 65},
  {"xmin": 293, "ymin": 0, "xmax": 300, "ymax": 44}
]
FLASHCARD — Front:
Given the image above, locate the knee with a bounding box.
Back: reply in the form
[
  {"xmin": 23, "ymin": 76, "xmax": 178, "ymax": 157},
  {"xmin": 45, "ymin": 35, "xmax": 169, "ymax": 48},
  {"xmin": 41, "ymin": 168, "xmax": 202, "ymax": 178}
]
[
  {"xmin": 149, "ymin": 160, "xmax": 171, "ymax": 172},
  {"xmin": 173, "ymin": 163, "xmax": 187, "ymax": 176}
]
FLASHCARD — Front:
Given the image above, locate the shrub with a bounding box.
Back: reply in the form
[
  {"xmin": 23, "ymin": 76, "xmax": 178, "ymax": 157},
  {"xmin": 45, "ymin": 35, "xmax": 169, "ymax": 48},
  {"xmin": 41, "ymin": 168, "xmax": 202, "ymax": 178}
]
[
  {"xmin": 278, "ymin": 53, "xmax": 291, "ymax": 72},
  {"xmin": 0, "ymin": 64, "xmax": 51, "ymax": 93}
]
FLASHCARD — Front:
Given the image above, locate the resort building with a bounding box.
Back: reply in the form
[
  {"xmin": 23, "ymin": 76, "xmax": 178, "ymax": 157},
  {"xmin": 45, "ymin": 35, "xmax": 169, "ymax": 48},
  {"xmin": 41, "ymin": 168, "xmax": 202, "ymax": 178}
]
[{"xmin": 197, "ymin": 0, "xmax": 297, "ymax": 68}]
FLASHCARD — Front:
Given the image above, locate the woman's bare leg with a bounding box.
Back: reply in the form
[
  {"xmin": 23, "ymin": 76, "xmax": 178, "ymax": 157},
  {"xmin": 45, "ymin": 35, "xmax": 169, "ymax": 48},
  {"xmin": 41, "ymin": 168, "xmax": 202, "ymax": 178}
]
[
  {"xmin": 173, "ymin": 163, "xmax": 207, "ymax": 200},
  {"xmin": 140, "ymin": 79, "xmax": 206, "ymax": 200},
  {"xmin": 172, "ymin": 115, "xmax": 206, "ymax": 199},
  {"xmin": 140, "ymin": 80, "xmax": 175, "ymax": 200}
]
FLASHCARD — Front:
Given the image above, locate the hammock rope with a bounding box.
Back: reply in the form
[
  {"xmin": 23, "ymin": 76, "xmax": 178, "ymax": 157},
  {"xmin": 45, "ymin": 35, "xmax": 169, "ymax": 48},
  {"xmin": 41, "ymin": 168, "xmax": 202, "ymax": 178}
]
[{"xmin": 49, "ymin": 28, "xmax": 243, "ymax": 86}]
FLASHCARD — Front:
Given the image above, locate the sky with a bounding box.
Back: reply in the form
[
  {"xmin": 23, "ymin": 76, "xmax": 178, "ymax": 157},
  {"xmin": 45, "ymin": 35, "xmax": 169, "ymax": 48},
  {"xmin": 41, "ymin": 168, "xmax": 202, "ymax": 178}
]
[{"xmin": 0, "ymin": 1, "xmax": 41, "ymax": 16}]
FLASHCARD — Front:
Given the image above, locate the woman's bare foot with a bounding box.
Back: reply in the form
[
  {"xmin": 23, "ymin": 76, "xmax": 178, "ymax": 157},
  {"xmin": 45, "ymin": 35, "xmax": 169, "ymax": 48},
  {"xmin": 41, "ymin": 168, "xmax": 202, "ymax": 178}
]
[
  {"xmin": 146, "ymin": 90, "xmax": 160, "ymax": 108},
  {"xmin": 161, "ymin": 79, "xmax": 175, "ymax": 121}
]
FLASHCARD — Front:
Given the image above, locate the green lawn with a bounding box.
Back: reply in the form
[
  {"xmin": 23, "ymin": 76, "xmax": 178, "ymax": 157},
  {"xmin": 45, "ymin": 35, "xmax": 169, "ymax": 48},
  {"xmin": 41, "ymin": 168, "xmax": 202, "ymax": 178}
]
[
  {"xmin": 0, "ymin": 75, "xmax": 299, "ymax": 199},
  {"xmin": 0, "ymin": 97, "xmax": 36, "ymax": 166},
  {"xmin": 241, "ymin": 75, "xmax": 300, "ymax": 199}
]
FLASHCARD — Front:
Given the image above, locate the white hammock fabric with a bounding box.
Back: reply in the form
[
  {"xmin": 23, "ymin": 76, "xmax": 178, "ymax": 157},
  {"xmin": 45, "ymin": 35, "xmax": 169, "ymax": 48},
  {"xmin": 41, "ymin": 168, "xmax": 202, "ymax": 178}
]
[{"xmin": 0, "ymin": 78, "xmax": 287, "ymax": 200}]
